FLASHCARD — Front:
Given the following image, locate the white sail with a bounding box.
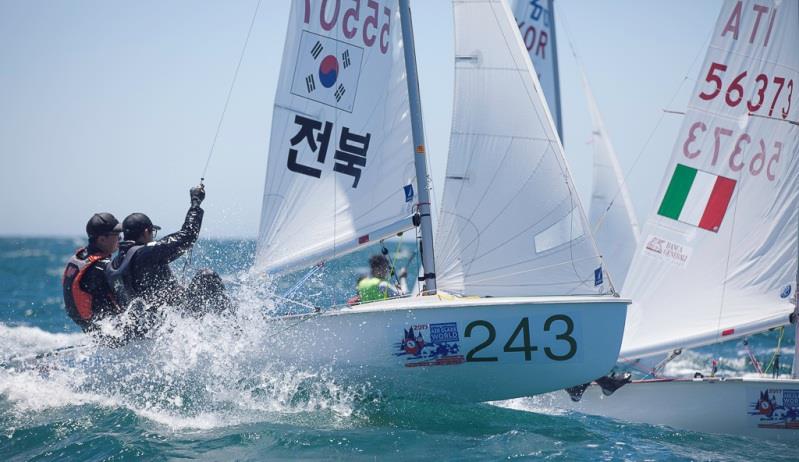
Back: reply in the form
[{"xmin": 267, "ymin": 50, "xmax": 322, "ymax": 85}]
[
  {"xmin": 620, "ymin": 0, "xmax": 799, "ymax": 360},
  {"xmin": 255, "ymin": 0, "xmax": 417, "ymax": 273},
  {"xmin": 583, "ymin": 71, "xmax": 641, "ymax": 288},
  {"xmin": 435, "ymin": 0, "xmax": 608, "ymax": 297},
  {"xmin": 512, "ymin": 0, "xmax": 563, "ymax": 139}
]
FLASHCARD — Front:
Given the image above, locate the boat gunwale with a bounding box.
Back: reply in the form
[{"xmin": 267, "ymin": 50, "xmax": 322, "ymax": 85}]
[{"xmin": 276, "ymin": 294, "xmax": 630, "ymax": 321}]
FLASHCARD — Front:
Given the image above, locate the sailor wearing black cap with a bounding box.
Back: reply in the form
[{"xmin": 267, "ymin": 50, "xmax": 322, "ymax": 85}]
[
  {"xmin": 62, "ymin": 213, "xmax": 124, "ymax": 331},
  {"xmin": 107, "ymin": 185, "xmax": 228, "ymax": 324}
]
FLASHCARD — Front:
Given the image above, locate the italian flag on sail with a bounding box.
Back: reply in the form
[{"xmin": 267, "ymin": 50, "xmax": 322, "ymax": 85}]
[{"xmin": 657, "ymin": 164, "xmax": 736, "ymax": 233}]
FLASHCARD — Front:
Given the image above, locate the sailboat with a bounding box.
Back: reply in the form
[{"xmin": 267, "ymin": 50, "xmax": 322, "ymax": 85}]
[
  {"xmin": 541, "ymin": 0, "xmax": 799, "ymax": 440},
  {"xmin": 581, "ymin": 72, "xmax": 641, "ymax": 287},
  {"xmin": 254, "ymin": 0, "xmax": 628, "ymax": 402},
  {"xmin": 511, "ymin": 0, "xmax": 640, "ymax": 286}
]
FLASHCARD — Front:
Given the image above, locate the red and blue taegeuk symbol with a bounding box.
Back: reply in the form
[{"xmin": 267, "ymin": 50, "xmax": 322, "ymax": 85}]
[{"xmin": 318, "ymin": 55, "xmax": 339, "ymax": 88}]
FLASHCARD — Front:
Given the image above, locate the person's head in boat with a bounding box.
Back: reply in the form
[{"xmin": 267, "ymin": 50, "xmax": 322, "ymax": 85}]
[
  {"xmin": 122, "ymin": 213, "xmax": 162, "ymax": 244},
  {"xmin": 369, "ymin": 254, "xmax": 390, "ymax": 280},
  {"xmin": 85, "ymin": 212, "xmax": 122, "ymax": 256}
]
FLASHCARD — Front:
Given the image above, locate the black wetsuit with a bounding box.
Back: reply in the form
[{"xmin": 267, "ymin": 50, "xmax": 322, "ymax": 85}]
[{"xmin": 112, "ymin": 205, "xmax": 204, "ymax": 308}]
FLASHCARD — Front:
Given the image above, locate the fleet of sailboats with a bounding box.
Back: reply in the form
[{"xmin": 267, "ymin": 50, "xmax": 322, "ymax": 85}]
[{"xmin": 254, "ymin": 0, "xmax": 628, "ymax": 402}]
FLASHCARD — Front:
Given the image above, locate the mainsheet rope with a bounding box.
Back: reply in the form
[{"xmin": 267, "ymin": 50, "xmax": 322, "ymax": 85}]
[
  {"xmin": 199, "ymin": 0, "xmax": 263, "ymax": 184},
  {"xmin": 181, "ymin": 0, "xmax": 262, "ymax": 281}
]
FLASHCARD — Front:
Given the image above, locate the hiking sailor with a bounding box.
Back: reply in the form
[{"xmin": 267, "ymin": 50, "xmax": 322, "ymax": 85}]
[
  {"xmin": 107, "ymin": 185, "xmax": 231, "ymax": 327},
  {"xmin": 62, "ymin": 213, "xmax": 124, "ymax": 331}
]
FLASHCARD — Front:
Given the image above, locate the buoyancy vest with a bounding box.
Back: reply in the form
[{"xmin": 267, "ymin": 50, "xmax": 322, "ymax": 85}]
[
  {"xmin": 62, "ymin": 248, "xmax": 104, "ymax": 324},
  {"xmin": 357, "ymin": 277, "xmax": 388, "ymax": 303},
  {"xmin": 105, "ymin": 245, "xmax": 143, "ymax": 308}
]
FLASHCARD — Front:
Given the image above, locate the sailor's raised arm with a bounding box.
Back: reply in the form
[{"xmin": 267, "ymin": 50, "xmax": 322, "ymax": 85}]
[{"xmin": 136, "ymin": 185, "xmax": 205, "ymax": 265}]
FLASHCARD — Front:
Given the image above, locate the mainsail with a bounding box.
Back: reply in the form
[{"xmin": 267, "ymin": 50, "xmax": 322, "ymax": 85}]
[
  {"xmin": 620, "ymin": 0, "xmax": 799, "ymax": 360},
  {"xmin": 255, "ymin": 0, "xmax": 417, "ymax": 273},
  {"xmin": 512, "ymin": 0, "xmax": 563, "ymax": 140},
  {"xmin": 435, "ymin": 0, "xmax": 607, "ymax": 297},
  {"xmin": 583, "ymin": 71, "xmax": 641, "ymax": 288}
]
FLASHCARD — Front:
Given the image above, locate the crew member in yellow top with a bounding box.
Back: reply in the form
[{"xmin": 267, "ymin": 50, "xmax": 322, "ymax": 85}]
[{"xmin": 352, "ymin": 254, "xmax": 404, "ymax": 304}]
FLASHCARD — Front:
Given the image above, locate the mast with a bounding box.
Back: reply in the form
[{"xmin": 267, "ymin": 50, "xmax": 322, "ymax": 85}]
[
  {"xmin": 793, "ymin": 0, "xmax": 799, "ymax": 382},
  {"xmin": 549, "ymin": 0, "xmax": 563, "ymax": 142},
  {"xmin": 399, "ymin": 0, "xmax": 436, "ymax": 294},
  {"xmin": 793, "ymin": 194, "xmax": 799, "ymax": 379}
]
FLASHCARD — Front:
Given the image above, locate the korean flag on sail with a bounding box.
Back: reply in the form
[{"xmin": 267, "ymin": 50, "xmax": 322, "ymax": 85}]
[{"xmin": 290, "ymin": 31, "xmax": 364, "ymax": 113}]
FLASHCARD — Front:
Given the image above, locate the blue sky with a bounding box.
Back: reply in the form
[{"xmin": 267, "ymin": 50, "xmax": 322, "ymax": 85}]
[{"xmin": 0, "ymin": 0, "xmax": 722, "ymax": 237}]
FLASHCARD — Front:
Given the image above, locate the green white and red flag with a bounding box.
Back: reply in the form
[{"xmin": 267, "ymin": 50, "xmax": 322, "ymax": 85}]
[{"xmin": 657, "ymin": 164, "xmax": 736, "ymax": 233}]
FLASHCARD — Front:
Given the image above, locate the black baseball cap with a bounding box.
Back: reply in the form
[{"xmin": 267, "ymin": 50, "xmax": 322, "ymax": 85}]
[
  {"xmin": 86, "ymin": 212, "xmax": 123, "ymax": 237},
  {"xmin": 122, "ymin": 213, "xmax": 162, "ymax": 239}
]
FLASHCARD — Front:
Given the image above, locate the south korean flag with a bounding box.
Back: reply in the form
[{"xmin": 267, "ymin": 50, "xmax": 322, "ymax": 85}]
[{"xmin": 291, "ymin": 31, "xmax": 364, "ymax": 113}]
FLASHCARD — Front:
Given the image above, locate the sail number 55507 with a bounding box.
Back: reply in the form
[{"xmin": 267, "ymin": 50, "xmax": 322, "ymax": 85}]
[
  {"xmin": 464, "ymin": 315, "xmax": 577, "ymax": 362},
  {"xmin": 304, "ymin": 0, "xmax": 392, "ymax": 54}
]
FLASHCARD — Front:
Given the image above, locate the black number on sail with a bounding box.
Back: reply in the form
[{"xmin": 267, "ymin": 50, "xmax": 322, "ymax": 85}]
[
  {"xmin": 503, "ymin": 317, "xmax": 537, "ymax": 360},
  {"xmin": 464, "ymin": 320, "xmax": 498, "ymax": 362},
  {"xmin": 543, "ymin": 314, "xmax": 577, "ymax": 361}
]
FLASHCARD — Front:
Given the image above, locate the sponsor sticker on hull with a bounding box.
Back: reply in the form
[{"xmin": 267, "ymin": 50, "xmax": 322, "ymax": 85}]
[
  {"xmin": 395, "ymin": 322, "xmax": 465, "ymax": 367},
  {"xmin": 748, "ymin": 388, "xmax": 799, "ymax": 430}
]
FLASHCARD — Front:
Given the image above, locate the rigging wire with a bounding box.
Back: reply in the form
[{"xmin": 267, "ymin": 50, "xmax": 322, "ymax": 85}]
[
  {"xmin": 743, "ymin": 337, "xmax": 763, "ymax": 374},
  {"xmin": 380, "ymin": 237, "xmax": 405, "ymax": 290},
  {"xmin": 763, "ymin": 326, "xmax": 785, "ymax": 376},
  {"xmin": 282, "ymin": 262, "xmax": 325, "ymax": 301},
  {"xmin": 183, "ymin": 0, "xmax": 261, "ymax": 283},
  {"xmin": 199, "ymin": 0, "xmax": 263, "ymax": 183}
]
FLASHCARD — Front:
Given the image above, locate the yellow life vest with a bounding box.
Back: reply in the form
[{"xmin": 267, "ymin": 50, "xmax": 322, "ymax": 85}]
[{"xmin": 357, "ymin": 277, "xmax": 388, "ymax": 302}]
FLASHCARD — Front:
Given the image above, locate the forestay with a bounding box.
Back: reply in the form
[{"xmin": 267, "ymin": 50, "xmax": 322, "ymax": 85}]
[
  {"xmin": 511, "ymin": 0, "xmax": 563, "ymax": 140},
  {"xmin": 255, "ymin": 0, "xmax": 417, "ymax": 273},
  {"xmin": 583, "ymin": 71, "xmax": 640, "ymax": 288},
  {"xmin": 620, "ymin": 0, "xmax": 799, "ymax": 360},
  {"xmin": 435, "ymin": 0, "xmax": 607, "ymax": 297}
]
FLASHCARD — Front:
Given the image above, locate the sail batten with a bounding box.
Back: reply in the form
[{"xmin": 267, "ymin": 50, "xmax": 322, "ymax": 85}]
[
  {"xmin": 620, "ymin": 0, "xmax": 799, "ymax": 359},
  {"xmin": 436, "ymin": 0, "xmax": 607, "ymax": 298}
]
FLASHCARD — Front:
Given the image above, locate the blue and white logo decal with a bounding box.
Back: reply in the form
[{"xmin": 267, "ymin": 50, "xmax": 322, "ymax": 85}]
[
  {"xmin": 781, "ymin": 285, "xmax": 792, "ymax": 299},
  {"xmin": 395, "ymin": 322, "xmax": 465, "ymax": 368},
  {"xmin": 430, "ymin": 322, "xmax": 459, "ymax": 343},
  {"xmin": 594, "ymin": 267, "xmax": 603, "ymax": 287},
  {"xmin": 403, "ymin": 184, "xmax": 414, "ymax": 203}
]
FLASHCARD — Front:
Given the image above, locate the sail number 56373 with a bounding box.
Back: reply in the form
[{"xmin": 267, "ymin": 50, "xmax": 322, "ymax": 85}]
[{"xmin": 463, "ymin": 315, "xmax": 577, "ymax": 362}]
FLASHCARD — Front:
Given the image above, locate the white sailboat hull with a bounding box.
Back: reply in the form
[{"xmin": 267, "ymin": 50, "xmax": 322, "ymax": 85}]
[
  {"xmin": 543, "ymin": 377, "xmax": 799, "ymax": 441},
  {"xmin": 266, "ymin": 295, "xmax": 628, "ymax": 402}
]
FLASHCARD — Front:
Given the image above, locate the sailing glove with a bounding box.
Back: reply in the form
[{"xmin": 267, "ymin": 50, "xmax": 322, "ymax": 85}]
[{"xmin": 190, "ymin": 185, "xmax": 206, "ymax": 207}]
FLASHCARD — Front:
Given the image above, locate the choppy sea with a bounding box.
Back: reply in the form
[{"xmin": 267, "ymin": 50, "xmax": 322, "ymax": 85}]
[{"xmin": 0, "ymin": 237, "xmax": 796, "ymax": 461}]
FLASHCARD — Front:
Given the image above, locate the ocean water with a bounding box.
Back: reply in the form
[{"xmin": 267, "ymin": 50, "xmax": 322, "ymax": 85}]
[{"xmin": 0, "ymin": 237, "xmax": 796, "ymax": 461}]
